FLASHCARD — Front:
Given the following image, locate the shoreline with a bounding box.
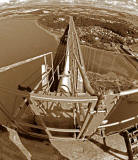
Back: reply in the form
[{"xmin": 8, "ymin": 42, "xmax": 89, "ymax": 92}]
[
  {"xmin": 0, "ymin": 15, "xmax": 137, "ymax": 131},
  {"xmin": 35, "ymin": 19, "xmax": 60, "ymax": 45}
]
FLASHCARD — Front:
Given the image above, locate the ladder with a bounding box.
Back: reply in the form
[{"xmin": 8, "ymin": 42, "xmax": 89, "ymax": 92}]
[{"xmin": 120, "ymin": 125, "xmax": 138, "ymax": 160}]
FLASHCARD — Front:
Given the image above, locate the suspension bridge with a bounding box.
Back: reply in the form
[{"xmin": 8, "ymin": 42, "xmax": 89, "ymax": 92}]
[{"xmin": 0, "ymin": 16, "xmax": 138, "ymax": 159}]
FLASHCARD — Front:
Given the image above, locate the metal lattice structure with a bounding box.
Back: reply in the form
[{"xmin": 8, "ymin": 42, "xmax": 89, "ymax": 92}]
[{"xmin": 0, "ymin": 16, "xmax": 138, "ymax": 159}]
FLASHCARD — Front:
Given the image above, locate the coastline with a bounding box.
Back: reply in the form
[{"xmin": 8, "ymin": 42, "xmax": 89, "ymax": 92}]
[
  {"xmin": 0, "ymin": 12, "xmax": 137, "ymax": 160},
  {"xmin": 35, "ymin": 18, "xmax": 138, "ymax": 133},
  {"xmin": 35, "ymin": 19, "xmax": 60, "ymax": 45}
]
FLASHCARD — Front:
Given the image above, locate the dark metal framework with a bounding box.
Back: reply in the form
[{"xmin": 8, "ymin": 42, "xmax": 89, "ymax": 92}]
[{"xmin": 0, "ymin": 16, "xmax": 137, "ymax": 159}]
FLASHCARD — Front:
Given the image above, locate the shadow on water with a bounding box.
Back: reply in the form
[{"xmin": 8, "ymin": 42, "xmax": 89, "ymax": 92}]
[
  {"xmin": 0, "ymin": 125, "xmax": 69, "ymax": 160},
  {"xmin": 0, "ymin": 17, "xmax": 69, "ymax": 160},
  {"xmin": 0, "ymin": 17, "xmax": 58, "ymax": 125},
  {"xmin": 0, "ymin": 59, "xmax": 42, "ymax": 124},
  {"xmin": 90, "ymin": 138, "xmax": 127, "ymax": 160}
]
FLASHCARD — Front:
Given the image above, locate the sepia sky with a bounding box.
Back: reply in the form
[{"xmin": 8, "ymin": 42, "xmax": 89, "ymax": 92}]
[
  {"xmin": 0, "ymin": 0, "xmax": 138, "ymax": 12},
  {"xmin": 0, "ymin": 0, "xmax": 137, "ymax": 3}
]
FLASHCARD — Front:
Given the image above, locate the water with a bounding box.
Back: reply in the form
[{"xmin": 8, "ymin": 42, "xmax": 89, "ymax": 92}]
[
  {"xmin": 0, "ymin": 18, "xmax": 57, "ymax": 67},
  {"xmin": 0, "ymin": 17, "xmax": 57, "ymax": 124},
  {"xmin": 0, "ymin": 5, "xmax": 137, "ymax": 160},
  {"xmin": 0, "ymin": 10, "xmax": 137, "ymax": 134}
]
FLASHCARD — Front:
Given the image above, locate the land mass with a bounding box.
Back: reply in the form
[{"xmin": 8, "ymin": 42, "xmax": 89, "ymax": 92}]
[
  {"xmin": 36, "ymin": 5, "xmax": 138, "ymax": 52},
  {"xmin": 0, "ymin": 5, "xmax": 138, "ymax": 160}
]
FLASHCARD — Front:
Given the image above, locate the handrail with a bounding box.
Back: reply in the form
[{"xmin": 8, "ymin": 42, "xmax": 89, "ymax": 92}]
[
  {"xmin": 98, "ymin": 115, "xmax": 138, "ymax": 129},
  {"xmin": 0, "ymin": 52, "xmax": 52, "ymax": 73},
  {"xmin": 115, "ymin": 88, "xmax": 138, "ymax": 96},
  {"xmin": 30, "ymin": 93, "xmax": 98, "ymax": 103},
  {"xmin": 18, "ymin": 121, "xmax": 80, "ymax": 132},
  {"xmin": 0, "ymin": 83, "xmax": 138, "ymax": 99}
]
